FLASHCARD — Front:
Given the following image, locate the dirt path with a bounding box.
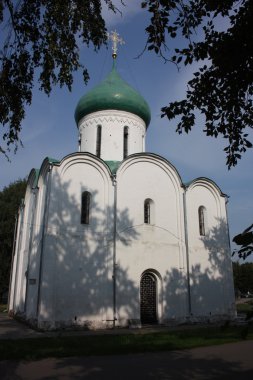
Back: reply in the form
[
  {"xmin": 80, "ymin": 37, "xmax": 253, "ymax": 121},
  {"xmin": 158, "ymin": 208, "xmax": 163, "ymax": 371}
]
[{"xmin": 1, "ymin": 340, "xmax": 253, "ymax": 380}]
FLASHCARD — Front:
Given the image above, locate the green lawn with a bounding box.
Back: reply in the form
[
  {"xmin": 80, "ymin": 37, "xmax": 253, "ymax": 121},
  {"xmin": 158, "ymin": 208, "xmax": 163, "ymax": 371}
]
[
  {"xmin": 0, "ymin": 304, "xmax": 7, "ymax": 313},
  {"xmin": 0, "ymin": 325, "xmax": 253, "ymax": 361},
  {"xmin": 236, "ymin": 300, "xmax": 253, "ymax": 314}
]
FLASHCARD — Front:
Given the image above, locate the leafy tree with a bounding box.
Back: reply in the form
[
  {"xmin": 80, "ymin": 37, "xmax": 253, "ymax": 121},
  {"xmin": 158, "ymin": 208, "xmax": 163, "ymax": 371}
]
[
  {"xmin": 141, "ymin": 0, "xmax": 253, "ymax": 169},
  {"xmin": 232, "ymin": 224, "xmax": 253, "ymax": 260},
  {"xmin": 232, "ymin": 261, "xmax": 242, "ymax": 294},
  {"xmin": 233, "ymin": 261, "xmax": 253, "ymax": 294},
  {"xmin": 1, "ymin": 0, "xmax": 252, "ymax": 167},
  {"xmin": 0, "ymin": 179, "xmax": 26, "ymax": 302},
  {"xmin": 141, "ymin": 0, "xmax": 253, "ymax": 260},
  {"xmin": 0, "ymin": 0, "xmax": 117, "ymax": 155}
]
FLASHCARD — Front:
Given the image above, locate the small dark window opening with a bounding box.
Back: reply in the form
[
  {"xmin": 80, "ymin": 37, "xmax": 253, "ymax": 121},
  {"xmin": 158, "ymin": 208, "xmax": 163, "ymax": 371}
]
[
  {"xmin": 96, "ymin": 125, "xmax": 102, "ymax": 157},
  {"xmin": 144, "ymin": 199, "xmax": 150, "ymax": 224},
  {"xmin": 198, "ymin": 206, "xmax": 205, "ymax": 236},
  {"xmin": 81, "ymin": 191, "xmax": 91, "ymax": 224},
  {"xmin": 123, "ymin": 126, "xmax": 128, "ymax": 158}
]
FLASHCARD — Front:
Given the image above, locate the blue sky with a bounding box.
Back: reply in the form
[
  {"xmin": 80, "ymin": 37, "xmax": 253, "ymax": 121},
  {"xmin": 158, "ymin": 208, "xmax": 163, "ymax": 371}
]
[{"xmin": 1, "ymin": 1, "xmax": 253, "ymax": 261}]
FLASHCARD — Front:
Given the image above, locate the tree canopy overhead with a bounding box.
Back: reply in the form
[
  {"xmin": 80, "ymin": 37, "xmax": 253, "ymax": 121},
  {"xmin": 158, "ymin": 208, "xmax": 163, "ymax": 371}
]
[
  {"xmin": 0, "ymin": 0, "xmax": 115, "ymax": 155},
  {"xmin": 0, "ymin": 0, "xmax": 253, "ymax": 168},
  {"xmin": 233, "ymin": 224, "xmax": 253, "ymax": 260},
  {"xmin": 142, "ymin": 0, "xmax": 253, "ymax": 168}
]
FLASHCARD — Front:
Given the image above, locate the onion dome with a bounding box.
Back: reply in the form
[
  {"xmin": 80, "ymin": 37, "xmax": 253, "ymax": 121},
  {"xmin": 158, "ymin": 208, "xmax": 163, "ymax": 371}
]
[{"xmin": 74, "ymin": 62, "xmax": 151, "ymax": 127}]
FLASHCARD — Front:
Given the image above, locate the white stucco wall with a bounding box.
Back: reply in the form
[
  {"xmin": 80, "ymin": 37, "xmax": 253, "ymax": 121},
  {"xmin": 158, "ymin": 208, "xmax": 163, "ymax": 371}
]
[
  {"xmin": 25, "ymin": 162, "xmax": 49, "ymax": 320},
  {"xmin": 8, "ymin": 203, "xmax": 24, "ymax": 313},
  {"xmin": 116, "ymin": 155, "xmax": 188, "ymax": 324},
  {"xmin": 10, "ymin": 154, "xmax": 236, "ymax": 329},
  {"xmin": 186, "ymin": 179, "xmax": 235, "ymax": 317},
  {"xmin": 78, "ymin": 110, "xmax": 146, "ymax": 161},
  {"xmin": 35, "ymin": 154, "xmax": 114, "ymax": 329},
  {"xmin": 9, "ymin": 170, "xmax": 38, "ymax": 315},
  {"xmin": 9, "ymin": 128, "xmax": 236, "ymax": 329}
]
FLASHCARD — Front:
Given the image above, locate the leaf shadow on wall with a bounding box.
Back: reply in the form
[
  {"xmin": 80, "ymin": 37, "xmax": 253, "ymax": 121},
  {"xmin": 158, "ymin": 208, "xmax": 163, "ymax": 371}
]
[
  {"xmin": 29, "ymin": 170, "xmax": 140, "ymax": 328},
  {"xmin": 163, "ymin": 218, "xmax": 234, "ymax": 319}
]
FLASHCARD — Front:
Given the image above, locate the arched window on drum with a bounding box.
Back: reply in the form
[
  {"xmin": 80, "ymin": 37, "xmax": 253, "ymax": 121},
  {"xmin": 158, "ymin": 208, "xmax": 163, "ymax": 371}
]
[
  {"xmin": 96, "ymin": 125, "xmax": 102, "ymax": 157},
  {"xmin": 123, "ymin": 126, "xmax": 129, "ymax": 158}
]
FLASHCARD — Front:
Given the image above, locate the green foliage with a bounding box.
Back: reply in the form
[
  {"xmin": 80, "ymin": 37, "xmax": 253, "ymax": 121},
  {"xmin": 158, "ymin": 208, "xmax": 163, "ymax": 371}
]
[
  {"xmin": 0, "ymin": 0, "xmax": 117, "ymax": 155},
  {"xmin": 0, "ymin": 179, "xmax": 27, "ymax": 299},
  {"xmin": 142, "ymin": 0, "xmax": 253, "ymax": 169},
  {"xmin": 142, "ymin": 1, "xmax": 253, "ymax": 258},
  {"xmin": 1, "ymin": 0, "xmax": 253, "ymax": 168},
  {"xmin": 232, "ymin": 261, "xmax": 253, "ymax": 293},
  {"xmin": 233, "ymin": 224, "xmax": 253, "ymax": 260}
]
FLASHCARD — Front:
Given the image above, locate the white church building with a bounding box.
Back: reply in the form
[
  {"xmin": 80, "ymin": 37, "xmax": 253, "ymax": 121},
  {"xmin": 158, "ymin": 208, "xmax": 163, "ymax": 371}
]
[{"xmin": 9, "ymin": 35, "xmax": 235, "ymax": 330}]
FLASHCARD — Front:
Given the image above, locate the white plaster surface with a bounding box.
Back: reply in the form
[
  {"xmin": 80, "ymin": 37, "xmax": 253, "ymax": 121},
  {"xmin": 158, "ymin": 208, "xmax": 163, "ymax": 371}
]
[{"xmin": 9, "ymin": 108, "xmax": 236, "ymax": 330}]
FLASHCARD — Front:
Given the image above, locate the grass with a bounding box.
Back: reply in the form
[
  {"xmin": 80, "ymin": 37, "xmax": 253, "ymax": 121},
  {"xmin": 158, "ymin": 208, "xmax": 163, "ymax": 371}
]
[
  {"xmin": 236, "ymin": 300, "xmax": 253, "ymax": 314},
  {"xmin": 0, "ymin": 325, "xmax": 253, "ymax": 361},
  {"xmin": 0, "ymin": 304, "xmax": 7, "ymax": 313}
]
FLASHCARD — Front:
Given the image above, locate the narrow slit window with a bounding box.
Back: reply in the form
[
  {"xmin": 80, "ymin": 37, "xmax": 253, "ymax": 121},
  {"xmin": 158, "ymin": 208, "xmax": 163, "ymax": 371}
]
[
  {"xmin": 144, "ymin": 199, "xmax": 151, "ymax": 224},
  {"xmin": 81, "ymin": 191, "xmax": 91, "ymax": 224},
  {"xmin": 198, "ymin": 206, "xmax": 206, "ymax": 236},
  {"xmin": 123, "ymin": 126, "xmax": 128, "ymax": 158},
  {"xmin": 96, "ymin": 125, "xmax": 102, "ymax": 157}
]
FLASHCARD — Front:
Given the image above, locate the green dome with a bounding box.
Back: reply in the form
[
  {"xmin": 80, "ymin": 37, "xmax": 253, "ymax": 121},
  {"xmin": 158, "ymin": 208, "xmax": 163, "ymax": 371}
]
[{"xmin": 74, "ymin": 63, "xmax": 151, "ymax": 127}]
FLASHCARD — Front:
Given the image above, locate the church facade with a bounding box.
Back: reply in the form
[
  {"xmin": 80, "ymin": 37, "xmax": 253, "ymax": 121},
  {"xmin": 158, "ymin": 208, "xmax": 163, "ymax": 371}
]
[{"xmin": 9, "ymin": 58, "xmax": 236, "ymax": 330}]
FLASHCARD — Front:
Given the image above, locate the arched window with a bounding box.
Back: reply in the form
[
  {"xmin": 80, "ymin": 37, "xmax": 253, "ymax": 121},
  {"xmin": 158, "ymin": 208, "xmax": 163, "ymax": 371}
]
[
  {"xmin": 144, "ymin": 199, "xmax": 154, "ymax": 224},
  {"xmin": 140, "ymin": 272, "xmax": 157, "ymax": 324},
  {"xmin": 144, "ymin": 199, "xmax": 150, "ymax": 224},
  {"xmin": 81, "ymin": 191, "xmax": 91, "ymax": 224},
  {"xmin": 96, "ymin": 125, "xmax": 102, "ymax": 157},
  {"xmin": 198, "ymin": 206, "xmax": 206, "ymax": 236},
  {"xmin": 123, "ymin": 126, "xmax": 128, "ymax": 158}
]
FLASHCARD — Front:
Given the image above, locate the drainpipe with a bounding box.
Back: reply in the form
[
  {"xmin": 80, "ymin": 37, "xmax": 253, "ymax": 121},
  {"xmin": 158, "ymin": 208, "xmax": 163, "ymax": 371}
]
[
  {"xmin": 112, "ymin": 173, "xmax": 117, "ymax": 328},
  {"xmin": 183, "ymin": 188, "xmax": 192, "ymax": 315},
  {"xmin": 37, "ymin": 164, "xmax": 52, "ymax": 317}
]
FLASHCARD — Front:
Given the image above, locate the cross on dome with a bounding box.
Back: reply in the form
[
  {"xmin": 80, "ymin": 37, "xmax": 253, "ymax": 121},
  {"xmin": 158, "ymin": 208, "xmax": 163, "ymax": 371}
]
[{"xmin": 107, "ymin": 30, "xmax": 125, "ymax": 59}]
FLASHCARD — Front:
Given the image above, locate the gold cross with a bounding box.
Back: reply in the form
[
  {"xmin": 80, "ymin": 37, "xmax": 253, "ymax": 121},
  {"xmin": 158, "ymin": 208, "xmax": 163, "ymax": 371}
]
[{"xmin": 107, "ymin": 30, "xmax": 125, "ymax": 59}]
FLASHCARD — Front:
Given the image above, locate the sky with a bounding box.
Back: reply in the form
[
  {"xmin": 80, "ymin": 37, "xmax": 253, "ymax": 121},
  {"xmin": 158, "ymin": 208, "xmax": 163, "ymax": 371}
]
[{"xmin": 1, "ymin": 1, "xmax": 253, "ymax": 261}]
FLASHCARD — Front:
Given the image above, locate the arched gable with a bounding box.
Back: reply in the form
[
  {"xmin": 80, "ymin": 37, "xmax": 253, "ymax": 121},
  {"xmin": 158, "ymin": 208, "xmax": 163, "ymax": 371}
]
[
  {"xmin": 35, "ymin": 157, "xmax": 60, "ymax": 185},
  {"xmin": 57, "ymin": 152, "xmax": 112, "ymax": 182},
  {"xmin": 117, "ymin": 153, "xmax": 183, "ymax": 192},
  {"xmin": 23, "ymin": 168, "xmax": 39, "ymax": 219},
  {"xmin": 185, "ymin": 177, "xmax": 226, "ymax": 196},
  {"xmin": 185, "ymin": 177, "xmax": 227, "ymax": 220},
  {"xmin": 47, "ymin": 152, "xmax": 113, "ymax": 233},
  {"xmin": 115, "ymin": 153, "xmax": 185, "ymax": 254},
  {"xmin": 27, "ymin": 168, "xmax": 39, "ymax": 189},
  {"xmin": 185, "ymin": 176, "xmax": 229, "ymax": 264}
]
